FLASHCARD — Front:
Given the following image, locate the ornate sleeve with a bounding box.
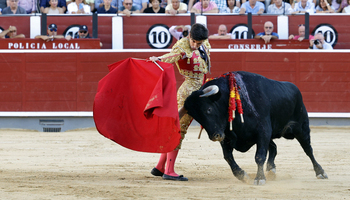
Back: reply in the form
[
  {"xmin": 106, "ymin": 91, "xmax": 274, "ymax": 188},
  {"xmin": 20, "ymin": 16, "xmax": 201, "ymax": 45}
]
[{"xmin": 159, "ymin": 46, "xmax": 184, "ymax": 64}]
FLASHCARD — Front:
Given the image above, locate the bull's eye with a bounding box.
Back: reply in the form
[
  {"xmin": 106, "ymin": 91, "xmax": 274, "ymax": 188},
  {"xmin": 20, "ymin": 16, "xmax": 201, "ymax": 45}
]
[{"xmin": 207, "ymin": 107, "xmax": 212, "ymax": 114}]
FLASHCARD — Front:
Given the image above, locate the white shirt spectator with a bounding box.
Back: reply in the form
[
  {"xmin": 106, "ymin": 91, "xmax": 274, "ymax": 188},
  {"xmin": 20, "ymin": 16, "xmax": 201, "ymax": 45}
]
[
  {"xmin": 67, "ymin": 2, "xmax": 91, "ymax": 14},
  {"xmin": 169, "ymin": 25, "xmax": 191, "ymax": 40},
  {"xmin": 240, "ymin": 1, "xmax": 265, "ymax": 14},
  {"xmin": 220, "ymin": 5, "xmax": 240, "ymax": 13},
  {"xmin": 211, "ymin": 0, "xmax": 228, "ymax": 13},
  {"xmin": 343, "ymin": 4, "xmax": 350, "ymax": 12},
  {"xmin": 165, "ymin": 2, "xmax": 187, "ymax": 12},
  {"xmin": 267, "ymin": 2, "xmax": 293, "ymax": 14},
  {"xmin": 293, "ymin": 1, "xmax": 315, "ymax": 13},
  {"xmin": 312, "ymin": 42, "xmax": 333, "ymax": 49}
]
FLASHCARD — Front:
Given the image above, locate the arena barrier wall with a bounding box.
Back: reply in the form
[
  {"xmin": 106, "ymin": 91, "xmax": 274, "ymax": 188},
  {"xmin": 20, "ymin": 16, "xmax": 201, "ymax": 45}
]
[
  {"xmin": 0, "ymin": 39, "xmax": 101, "ymax": 50},
  {"xmin": 0, "ymin": 14, "xmax": 349, "ymax": 49},
  {"xmin": 0, "ymin": 49, "xmax": 349, "ymax": 114}
]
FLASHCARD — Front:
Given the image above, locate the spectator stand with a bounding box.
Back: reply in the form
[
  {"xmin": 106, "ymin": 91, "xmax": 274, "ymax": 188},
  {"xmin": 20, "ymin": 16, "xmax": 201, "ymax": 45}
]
[{"xmin": 1, "ymin": 13, "xmax": 350, "ymax": 49}]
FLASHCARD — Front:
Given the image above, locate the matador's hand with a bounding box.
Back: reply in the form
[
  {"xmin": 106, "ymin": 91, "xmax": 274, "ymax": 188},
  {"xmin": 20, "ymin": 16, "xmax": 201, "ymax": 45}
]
[{"xmin": 149, "ymin": 56, "xmax": 160, "ymax": 62}]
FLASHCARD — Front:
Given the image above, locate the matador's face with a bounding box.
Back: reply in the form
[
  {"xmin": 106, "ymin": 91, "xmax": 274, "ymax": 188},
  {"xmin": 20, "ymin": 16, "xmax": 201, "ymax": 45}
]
[{"xmin": 189, "ymin": 37, "xmax": 203, "ymax": 50}]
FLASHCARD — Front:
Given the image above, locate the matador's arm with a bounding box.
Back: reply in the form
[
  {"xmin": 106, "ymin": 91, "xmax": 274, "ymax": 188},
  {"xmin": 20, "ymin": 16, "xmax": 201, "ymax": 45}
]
[{"xmin": 159, "ymin": 50, "xmax": 184, "ymax": 64}]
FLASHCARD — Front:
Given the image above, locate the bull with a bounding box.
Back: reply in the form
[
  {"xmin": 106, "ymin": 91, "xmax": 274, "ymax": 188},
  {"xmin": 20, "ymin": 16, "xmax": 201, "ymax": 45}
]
[{"xmin": 182, "ymin": 71, "xmax": 328, "ymax": 185}]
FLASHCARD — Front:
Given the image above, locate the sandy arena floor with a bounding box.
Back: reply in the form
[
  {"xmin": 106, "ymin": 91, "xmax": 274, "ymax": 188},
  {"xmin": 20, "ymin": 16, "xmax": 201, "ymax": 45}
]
[{"xmin": 0, "ymin": 126, "xmax": 349, "ymax": 200}]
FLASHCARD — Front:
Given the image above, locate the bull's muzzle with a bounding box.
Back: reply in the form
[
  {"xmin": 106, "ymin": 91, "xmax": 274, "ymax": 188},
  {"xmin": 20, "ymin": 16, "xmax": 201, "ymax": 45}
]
[{"xmin": 212, "ymin": 133, "xmax": 225, "ymax": 142}]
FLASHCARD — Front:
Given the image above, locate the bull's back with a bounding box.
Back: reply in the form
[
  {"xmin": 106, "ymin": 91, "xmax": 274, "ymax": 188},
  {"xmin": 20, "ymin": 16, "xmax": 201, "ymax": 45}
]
[{"xmin": 235, "ymin": 71, "xmax": 308, "ymax": 137}]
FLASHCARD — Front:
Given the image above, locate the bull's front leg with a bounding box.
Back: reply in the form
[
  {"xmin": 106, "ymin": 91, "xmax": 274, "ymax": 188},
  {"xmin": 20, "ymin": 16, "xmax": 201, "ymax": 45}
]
[{"xmin": 220, "ymin": 139, "xmax": 249, "ymax": 183}]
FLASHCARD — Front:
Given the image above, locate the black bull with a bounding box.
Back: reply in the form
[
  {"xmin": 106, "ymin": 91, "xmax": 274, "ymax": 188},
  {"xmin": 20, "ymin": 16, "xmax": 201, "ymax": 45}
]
[{"xmin": 182, "ymin": 71, "xmax": 328, "ymax": 185}]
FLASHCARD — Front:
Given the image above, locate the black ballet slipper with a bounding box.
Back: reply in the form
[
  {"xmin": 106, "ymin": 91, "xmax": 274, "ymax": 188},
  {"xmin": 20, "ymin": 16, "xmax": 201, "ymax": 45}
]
[{"xmin": 162, "ymin": 174, "xmax": 188, "ymax": 181}]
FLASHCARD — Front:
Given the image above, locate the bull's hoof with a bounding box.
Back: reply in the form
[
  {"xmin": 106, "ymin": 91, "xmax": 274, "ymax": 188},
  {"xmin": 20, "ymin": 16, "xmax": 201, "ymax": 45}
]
[
  {"xmin": 241, "ymin": 171, "xmax": 250, "ymax": 183},
  {"xmin": 254, "ymin": 179, "xmax": 266, "ymax": 185},
  {"xmin": 266, "ymin": 168, "xmax": 276, "ymax": 180},
  {"xmin": 316, "ymin": 172, "xmax": 328, "ymax": 179},
  {"xmin": 236, "ymin": 171, "xmax": 250, "ymax": 183}
]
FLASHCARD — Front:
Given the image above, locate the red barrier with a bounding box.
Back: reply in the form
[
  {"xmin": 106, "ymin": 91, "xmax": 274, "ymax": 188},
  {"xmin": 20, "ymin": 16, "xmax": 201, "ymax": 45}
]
[
  {"xmin": 0, "ymin": 39, "xmax": 101, "ymax": 49},
  {"xmin": 0, "ymin": 50, "xmax": 348, "ymax": 112}
]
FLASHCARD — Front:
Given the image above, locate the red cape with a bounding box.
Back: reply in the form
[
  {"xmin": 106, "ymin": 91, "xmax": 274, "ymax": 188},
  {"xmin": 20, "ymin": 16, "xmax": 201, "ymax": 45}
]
[{"xmin": 93, "ymin": 58, "xmax": 181, "ymax": 153}]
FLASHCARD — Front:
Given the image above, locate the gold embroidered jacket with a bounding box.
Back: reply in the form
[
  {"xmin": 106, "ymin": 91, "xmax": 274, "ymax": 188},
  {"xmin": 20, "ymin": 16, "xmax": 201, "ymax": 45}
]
[{"xmin": 159, "ymin": 38, "xmax": 211, "ymax": 79}]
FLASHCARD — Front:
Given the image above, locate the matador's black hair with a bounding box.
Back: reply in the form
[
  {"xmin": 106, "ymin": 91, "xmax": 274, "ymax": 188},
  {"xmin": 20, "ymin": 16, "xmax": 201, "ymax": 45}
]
[{"xmin": 190, "ymin": 23, "xmax": 208, "ymax": 41}]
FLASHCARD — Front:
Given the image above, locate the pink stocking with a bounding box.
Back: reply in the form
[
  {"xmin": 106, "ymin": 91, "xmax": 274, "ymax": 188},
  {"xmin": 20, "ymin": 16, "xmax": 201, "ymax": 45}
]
[
  {"xmin": 155, "ymin": 153, "xmax": 167, "ymax": 173},
  {"xmin": 164, "ymin": 150, "xmax": 179, "ymax": 177}
]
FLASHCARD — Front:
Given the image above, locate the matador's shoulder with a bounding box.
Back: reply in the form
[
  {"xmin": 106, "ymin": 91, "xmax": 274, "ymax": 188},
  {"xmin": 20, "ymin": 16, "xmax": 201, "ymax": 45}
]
[
  {"xmin": 172, "ymin": 38, "xmax": 191, "ymax": 54},
  {"xmin": 172, "ymin": 38, "xmax": 211, "ymax": 57},
  {"xmin": 202, "ymin": 39, "xmax": 211, "ymax": 50}
]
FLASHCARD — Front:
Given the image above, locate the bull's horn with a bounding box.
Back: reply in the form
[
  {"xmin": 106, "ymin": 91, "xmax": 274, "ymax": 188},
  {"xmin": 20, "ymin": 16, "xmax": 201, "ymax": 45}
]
[
  {"xmin": 178, "ymin": 106, "xmax": 187, "ymax": 119},
  {"xmin": 199, "ymin": 85, "xmax": 219, "ymax": 97}
]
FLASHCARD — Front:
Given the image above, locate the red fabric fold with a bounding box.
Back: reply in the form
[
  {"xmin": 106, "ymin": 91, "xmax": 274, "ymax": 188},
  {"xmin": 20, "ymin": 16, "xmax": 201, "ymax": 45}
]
[{"xmin": 93, "ymin": 58, "xmax": 181, "ymax": 153}]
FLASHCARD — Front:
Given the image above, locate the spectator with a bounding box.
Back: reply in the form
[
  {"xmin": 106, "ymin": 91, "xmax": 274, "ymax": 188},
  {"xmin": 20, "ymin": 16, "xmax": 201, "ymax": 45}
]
[
  {"xmin": 331, "ymin": 0, "xmax": 347, "ymax": 12},
  {"xmin": 76, "ymin": 25, "xmax": 91, "ymax": 38},
  {"xmin": 210, "ymin": 0, "xmax": 228, "ymax": 12},
  {"xmin": 245, "ymin": 0, "xmax": 269, "ymax": 8},
  {"xmin": 220, "ymin": 0, "xmax": 240, "ymax": 13},
  {"xmin": 267, "ymin": 0, "xmax": 293, "ymax": 14},
  {"xmin": 316, "ymin": 0, "xmax": 335, "ymax": 12},
  {"xmin": 133, "ymin": 0, "xmax": 148, "ymax": 12},
  {"xmin": 18, "ymin": 0, "xmax": 37, "ymax": 13},
  {"xmin": 169, "ymin": 25, "xmax": 191, "ymax": 40},
  {"xmin": 67, "ymin": 0, "xmax": 91, "ymax": 14},
  {"xmin": 236, "ymin": 0, "xmax": 243, "ymax": 7},
  {"xmin": 292, "ymin": 0, "xmax": 315, "ymax": 13},
  {"xmin": 95, "ymin": 0, "xmax": 121, "ymax": 10},
  {"xmin": 165, "ymin": 0, "xmax": 187, "ymax": 14},
  {"xmin": 0, "ymin": 25, "xmax": 25, "ymax": 38},
  {"xmin": 187, "ymin": 0, "xmax": 199, "ymax": 10},
  {"xmin": 118, "ymin": 0, "xmax": 140, "ymax": 16},
  {"xmin": 208, "ymin": 24, "xmax": 234, "ymax": 39},
  {"xmin": 289, "ymin": 24, "xmax": 314, "ymax": 41},
  {"xmin": 43, "ymin": 0, "xmax": 65, "ymax": 13},
  {"xmin": 340, "ymin": 0, "xmax": 349, "ymax": 11},
  {"xmin": 291, "ymin": 0, "xmax": 317, "ymax": 5},
  {"xmin": 239, "ymin": 0, "xmax": 265, "ymax": 14},
  {"xmin": 2, "ymin": 0, "xmax": 27, "ymax": 14},
  {"xmin": 68, "ymin": 0, "xmax": 95, "ymax": 12},
  {"xmin": 75, "ymin": 25, "xmax": 103, "ymax": 47},
  {"xmin": 342, "ymin": 0, "xmax": 350, "ymax": 12},
  {"xmin": 40, "ymin": 0, "xmax": 66, "ymax": 13},
  {"xmin": 0, "ymin": 0, "xmax": 7, "ymax": 10},
  {"xmin": 35, "ymin": 23, "xmax": 71, "ymax": 41},
  {"xmin": 86, "ymin": 0, "xmax": 95, "ymax": 12},
  {"xmin": 254, "ymin": 21, "xmax": 279, "ymax": 44},
  {"xmin": 308, "ymin": 33, "xmax": 333, "ymax": 50},
  {"xmin": 143, "ymin": 0, "xmax": 165, "ymax": 13},
  {"xmin": 96, "ymin": 0, "xmax": 118, "ymax": 12},
  {"xmin": 191, "ymin": 0, "xmax": 219, "ymax": 13}
]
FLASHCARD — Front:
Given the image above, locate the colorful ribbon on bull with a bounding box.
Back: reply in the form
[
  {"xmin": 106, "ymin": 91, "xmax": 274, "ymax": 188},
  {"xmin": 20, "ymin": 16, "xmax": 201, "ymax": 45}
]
[{"xmin": 205, "ymin": 72, "xmax": 244, "ymax": 131}]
